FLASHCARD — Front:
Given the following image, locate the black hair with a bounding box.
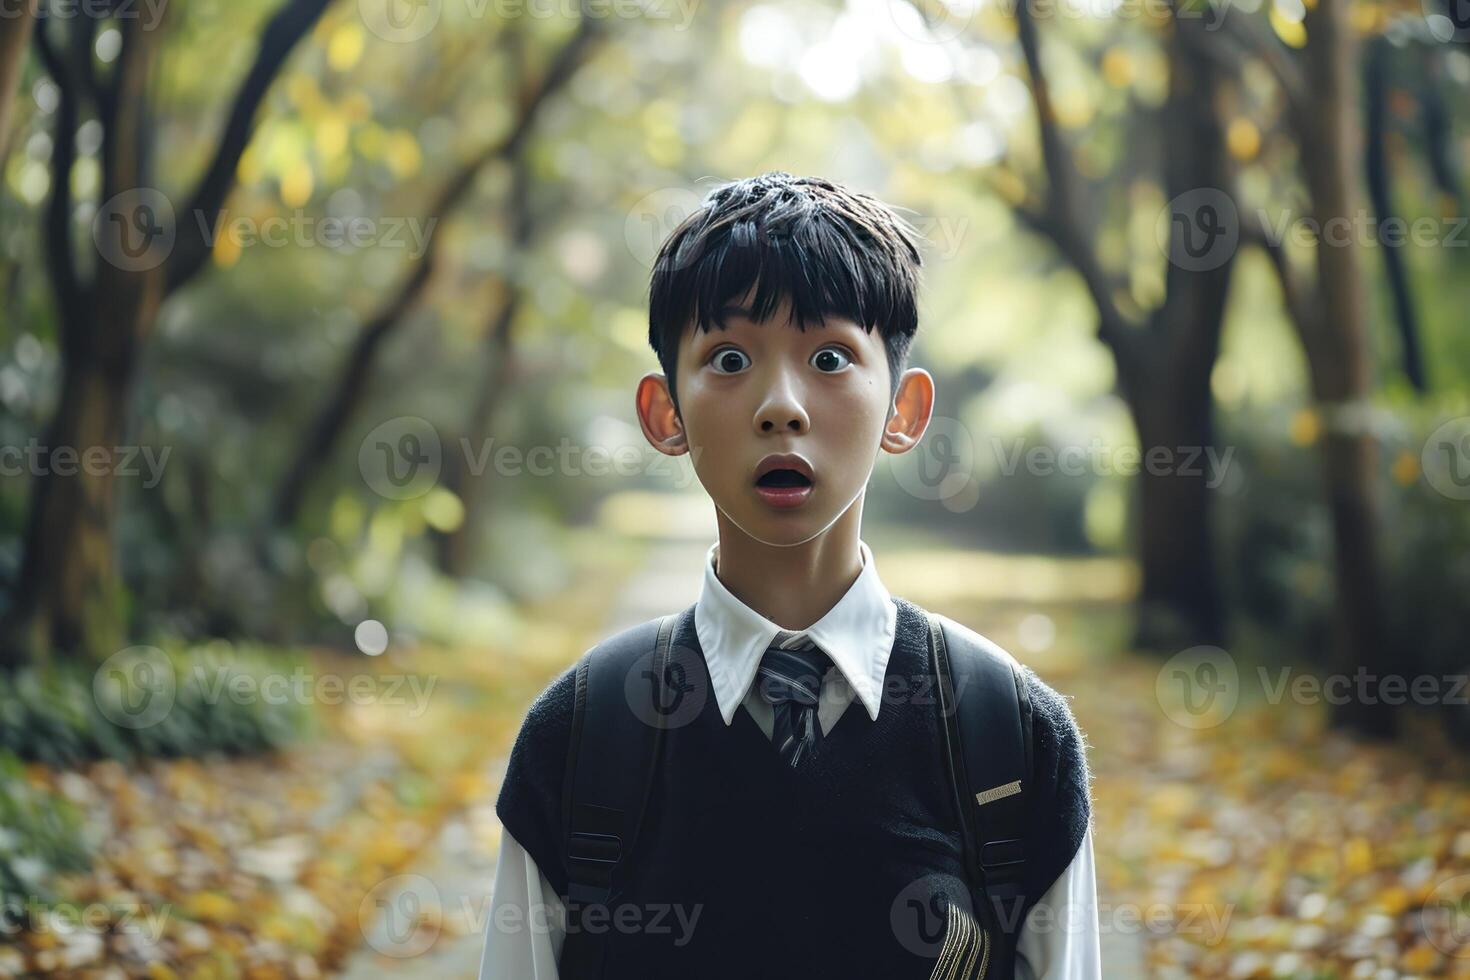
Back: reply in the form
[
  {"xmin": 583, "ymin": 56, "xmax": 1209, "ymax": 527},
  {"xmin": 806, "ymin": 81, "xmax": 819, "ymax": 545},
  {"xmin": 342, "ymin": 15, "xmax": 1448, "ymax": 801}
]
[{"xmin": 647, "ymin": 171, "xmax": 926, "ymax": 417}]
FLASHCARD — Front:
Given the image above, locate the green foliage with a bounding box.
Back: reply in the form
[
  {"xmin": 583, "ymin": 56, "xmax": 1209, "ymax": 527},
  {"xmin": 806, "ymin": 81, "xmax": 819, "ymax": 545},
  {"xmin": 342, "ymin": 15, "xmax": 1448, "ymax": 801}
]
[
  {"xmin": 1216, "ymin": 408, "xmax": 1336, "ymax": 659},
  {"xmin": 0, "ymin": 750, "xmax": 90, "ymax": 923},
  {"xmin": 1218, "ymin": 404, "xmax": 1470, "ymax": 737},
  {"xmin": 0, "ymin": 642, "xmax": 316, "ymax": 767}
]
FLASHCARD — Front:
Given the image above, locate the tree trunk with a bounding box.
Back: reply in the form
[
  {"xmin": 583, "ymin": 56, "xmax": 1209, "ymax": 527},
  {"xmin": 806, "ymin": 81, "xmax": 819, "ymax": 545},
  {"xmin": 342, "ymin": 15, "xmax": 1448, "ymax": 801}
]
[
  {"xmin": 1008, "ymin": 1, "xmax": 1237, "ymax": 651},
  {"xmin": 2, "ymin": 291, "xmax": 155, "ymax": 663},
  {"xmin": 1299, "ymin": 0, "xmax": 1394, "ymax": 738},
  {"xmin": 1128, "ymin": 373, "xmax": 1225, "ymax": 651},
  {"xmin": 432, "ymin": 148, "xmax": 533, "ymax": 577},
  {"xmin": 0, "ymin": 0, "xmax": 37, "ymax": 170},
  {"xmin": 4, "ymin": 2, "xmax": 328, "ymax": 665},
  {"xmin": 433, "ymin": 292, "xmax": 518, "ymax": 577}
]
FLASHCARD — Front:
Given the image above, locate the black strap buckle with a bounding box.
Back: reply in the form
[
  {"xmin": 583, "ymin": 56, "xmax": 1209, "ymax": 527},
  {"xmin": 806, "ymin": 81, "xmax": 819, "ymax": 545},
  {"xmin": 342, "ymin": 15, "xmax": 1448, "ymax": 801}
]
[
  {"xmin": 980, "ymin": 837, "xmax": 1026, "ymax": 871},
  {"xmin": 567, "ymin": 830, "xmax": 622, "ymax": 866}
]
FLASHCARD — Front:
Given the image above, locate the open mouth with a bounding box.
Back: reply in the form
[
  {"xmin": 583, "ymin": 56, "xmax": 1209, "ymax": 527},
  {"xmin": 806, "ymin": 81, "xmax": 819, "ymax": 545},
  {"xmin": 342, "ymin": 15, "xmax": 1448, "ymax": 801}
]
[{"xmin": 755, "ymin": 469, "xmax": 813, "ymax": 489}]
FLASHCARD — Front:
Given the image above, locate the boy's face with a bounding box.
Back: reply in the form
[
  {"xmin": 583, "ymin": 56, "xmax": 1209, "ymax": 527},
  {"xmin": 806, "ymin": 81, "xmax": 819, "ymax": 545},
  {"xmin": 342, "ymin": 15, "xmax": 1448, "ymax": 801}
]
[{"xmin": 636, "ymin": 290, "xmax": 934, "ymax": 548}]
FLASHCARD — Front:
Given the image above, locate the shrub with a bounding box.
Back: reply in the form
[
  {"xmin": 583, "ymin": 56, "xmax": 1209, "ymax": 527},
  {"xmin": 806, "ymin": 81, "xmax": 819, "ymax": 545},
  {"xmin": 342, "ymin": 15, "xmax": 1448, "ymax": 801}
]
[
  {"xmin": 0, "ymin": 641, "xmax": 316, "ymax": 767},
  {"xmin": 0, "ymin": 750, "xmax": 90, "ymax": 928}
]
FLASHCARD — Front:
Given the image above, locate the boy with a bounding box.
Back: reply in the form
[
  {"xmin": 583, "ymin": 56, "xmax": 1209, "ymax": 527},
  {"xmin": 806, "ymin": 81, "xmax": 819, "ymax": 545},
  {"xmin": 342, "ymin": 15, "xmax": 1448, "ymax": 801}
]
[{"xmin": 478, "ymin": 172, "xmax": 1099, "ymax": 978}]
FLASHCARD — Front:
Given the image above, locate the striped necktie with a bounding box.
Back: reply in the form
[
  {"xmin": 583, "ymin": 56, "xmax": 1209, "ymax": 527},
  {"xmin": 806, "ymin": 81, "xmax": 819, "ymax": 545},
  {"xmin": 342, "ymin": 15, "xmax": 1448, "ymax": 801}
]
[{"xmin": 755, "ymin": 631, "xmax": 832, "ymax": 768}]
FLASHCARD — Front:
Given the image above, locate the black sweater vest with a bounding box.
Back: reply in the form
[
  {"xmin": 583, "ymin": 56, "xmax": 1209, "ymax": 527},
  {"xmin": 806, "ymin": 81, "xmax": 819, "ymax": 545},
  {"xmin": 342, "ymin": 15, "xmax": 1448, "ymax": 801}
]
[{"xmin": 494, "ymin": 596, "xmax": 1092, "ymax": 979}]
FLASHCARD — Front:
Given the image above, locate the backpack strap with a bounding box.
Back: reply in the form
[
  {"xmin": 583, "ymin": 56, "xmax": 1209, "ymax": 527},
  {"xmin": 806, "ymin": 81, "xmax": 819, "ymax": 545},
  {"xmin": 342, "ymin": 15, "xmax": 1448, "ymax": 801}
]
[
  {"xmin": 927, "ymin": 611, "xmax": 1035, "ymax": 970},
  {"xmin": 558, "ymin": 606, "xmax": 686, "ymax": 978}
]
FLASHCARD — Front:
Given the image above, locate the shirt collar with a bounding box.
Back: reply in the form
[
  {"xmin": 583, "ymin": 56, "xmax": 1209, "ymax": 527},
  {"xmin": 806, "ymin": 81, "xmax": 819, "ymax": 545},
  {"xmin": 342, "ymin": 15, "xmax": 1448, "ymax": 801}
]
[{"xmin": 693, "ymin": 539, "xmax": 898, "ymax": 727}]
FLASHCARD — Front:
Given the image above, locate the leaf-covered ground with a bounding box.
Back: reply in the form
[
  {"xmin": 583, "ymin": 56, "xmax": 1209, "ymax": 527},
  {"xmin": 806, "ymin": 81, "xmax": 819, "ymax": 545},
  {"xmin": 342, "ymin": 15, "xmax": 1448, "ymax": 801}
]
[
  {"xmin": 0, "ymin": 539, "xmax": 641, "ymax": 979},
  {"xmin": 906, "ymin": 544, "xmax": 1470, "ymax": 980},
  {"xmin": 5, "ymin": 536, "xmax": 1469, "ymax": 978}
]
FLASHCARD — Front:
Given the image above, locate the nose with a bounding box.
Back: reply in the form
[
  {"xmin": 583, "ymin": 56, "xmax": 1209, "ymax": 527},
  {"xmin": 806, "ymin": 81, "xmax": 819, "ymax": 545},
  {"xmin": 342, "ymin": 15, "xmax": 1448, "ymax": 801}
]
[{"xmin": 754, "ymin": 372, "xmax": 810, "ymax": 434}]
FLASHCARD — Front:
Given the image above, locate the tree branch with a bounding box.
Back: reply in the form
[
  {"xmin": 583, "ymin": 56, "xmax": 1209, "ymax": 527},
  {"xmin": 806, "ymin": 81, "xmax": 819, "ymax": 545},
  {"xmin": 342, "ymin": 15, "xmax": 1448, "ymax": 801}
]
[
  {"xmin": 33, "ymin": 20, "xmax": 85, "ymax": 354},
  {"xmin": 1364, "ymin": 36, "xmax": 1426, "ymax": 391},
  {"xmin": 0, "ymin": 0, "xmax": 39, "ymax": 169},
  {"xmin": 1012, "ymin": 0, "xmax": 1137, "ymax": 358},
  {"xmin": 1214, "ymin": 12, "xmax": 1308, "ymax": 128},
  {"xmin": 268, "ymin": 16, "xmax": 604, "ymax": 530},
  {"xmin": 1240, "ymin": 208, "xmax": 1322, "ymax": 358},
  {"xmin": 166, "ymin": 0, "xmax": 334, "ymax": 295}
]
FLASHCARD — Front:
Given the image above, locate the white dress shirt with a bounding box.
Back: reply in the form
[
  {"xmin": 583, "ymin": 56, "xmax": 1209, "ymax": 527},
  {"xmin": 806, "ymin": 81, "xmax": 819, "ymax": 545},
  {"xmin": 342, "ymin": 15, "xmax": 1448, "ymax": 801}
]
[{"xmin": 479, "ymin": 539, "xmax": 1102, "ymax": 979}]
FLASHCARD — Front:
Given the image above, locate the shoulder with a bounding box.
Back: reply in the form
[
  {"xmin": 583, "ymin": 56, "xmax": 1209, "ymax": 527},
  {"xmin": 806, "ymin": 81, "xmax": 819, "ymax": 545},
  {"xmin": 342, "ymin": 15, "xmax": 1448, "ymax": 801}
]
[
  {"xmin": 491, "ymin": 612, "xmax": 677, "ymax": 897},
  {"xmin": 1018, "ymin": 664, "xmax": 1094, "ymax": 902},
  {"xmin": 494, "ymin": 662, "xmax": 579, "ymax": 896},
  {"xmin": 507, "ymin": 660, "xmax": 580, "ymax": 761}
]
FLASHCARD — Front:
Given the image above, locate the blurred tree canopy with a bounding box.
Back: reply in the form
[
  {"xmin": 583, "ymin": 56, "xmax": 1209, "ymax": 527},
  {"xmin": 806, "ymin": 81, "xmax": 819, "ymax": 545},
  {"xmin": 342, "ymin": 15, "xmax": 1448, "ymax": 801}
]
[{"xmin": 0, "ymin": 0, "xmax": 1466, "ymax": 738}]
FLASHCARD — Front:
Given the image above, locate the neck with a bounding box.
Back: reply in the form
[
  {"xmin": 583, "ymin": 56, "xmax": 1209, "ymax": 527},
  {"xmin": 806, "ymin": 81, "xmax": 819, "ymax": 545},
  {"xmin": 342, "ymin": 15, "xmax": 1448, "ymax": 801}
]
[{"xmin": 711, "ymin": 498, "xmax": 866, "ymax": 631}]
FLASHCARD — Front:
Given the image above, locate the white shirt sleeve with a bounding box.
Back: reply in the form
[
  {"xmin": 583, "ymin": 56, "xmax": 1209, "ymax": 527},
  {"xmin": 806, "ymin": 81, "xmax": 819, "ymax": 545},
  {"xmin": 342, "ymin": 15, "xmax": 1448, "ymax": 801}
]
[
  {"xmin": 477, "ymin": 828, "xmax": 566, "ymax": 980},
  {"xmin": 1013, "ymin": 825, "xmax": 1102, "ymax": 980}
]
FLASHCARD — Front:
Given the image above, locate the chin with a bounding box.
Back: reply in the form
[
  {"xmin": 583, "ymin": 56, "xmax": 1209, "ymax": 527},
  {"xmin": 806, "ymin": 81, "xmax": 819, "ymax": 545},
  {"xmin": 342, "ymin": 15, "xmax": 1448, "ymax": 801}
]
[{"xmin": 723, "ymin": 505, "xmax": 841, "ymax": 548}]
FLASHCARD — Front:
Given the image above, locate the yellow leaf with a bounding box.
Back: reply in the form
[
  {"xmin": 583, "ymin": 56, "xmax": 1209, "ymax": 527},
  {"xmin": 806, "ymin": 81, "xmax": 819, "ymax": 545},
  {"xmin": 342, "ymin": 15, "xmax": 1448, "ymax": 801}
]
[
  {"xmin": 185, "ymin": 891, "xmax": 237, "ymax": 923},
  {"xmin": 384, "ymin": 131, "xmax": 422, "ymax": 180},
  {"xmin": 1391, "ymin": 450, "xmax": 1419, "ymax": 486},
  {"xmin": 212, "ymin": 227, "xmax": 242, "ymax": 270},
  {"xmin": 1101, "ymin": 47, "xmax": 1133, "ymax": 88},
  {"xmin": 1401, "ymin": 942, "xmax": 1441, "ymax": 972},
  {"xmin": 281, "ymin": 160, "xmax": 314, "ymax": 207},
  {"xmin": 328, "ymin": 22, "xmax": 364, "ymax": 72},
  {"xmin": 1343, "ymin": 836, "xmax": 1373, "ymax": 875},
  {"xmin": 1379, "ymin": 884, "xmax": 1411, "ymax": 915},
  {"xmin": 1227, "ymin": 118, "xmax": 1261, "ymax": 161},
  {"xmin": 1289, "ymin": 408, "xmax": 1320, "ymax": 447},
  {"xmin": 315, "ymin": 116, "xmax": 349, "ymax": 161},
  {"xmin": 1269, "ymin": 5, "xmax": 1308, "ymax": 47}
]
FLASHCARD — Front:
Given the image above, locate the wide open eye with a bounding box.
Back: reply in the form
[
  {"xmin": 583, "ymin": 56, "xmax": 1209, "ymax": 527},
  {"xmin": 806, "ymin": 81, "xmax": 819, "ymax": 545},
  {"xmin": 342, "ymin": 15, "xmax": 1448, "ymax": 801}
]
[
  {"xmin": 709, "ymin": 347, "xmax": 752, "ymax": 374},
  {"xmin": 811, "ymin": 347, "xmax": 852, "ymax": 373}
]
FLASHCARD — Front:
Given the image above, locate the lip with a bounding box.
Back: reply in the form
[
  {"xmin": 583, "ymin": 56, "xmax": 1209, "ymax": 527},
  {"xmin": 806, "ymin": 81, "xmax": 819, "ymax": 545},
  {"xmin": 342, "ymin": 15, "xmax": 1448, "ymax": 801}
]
[
  {"xmin": 753, "ymin": 453, "xmax": 815, "ymax": 510},
  {"xmin": 754, "ymin": 483, "xmax": 813, "ymax": 509},
  {"xmin": 753, "ymin": 453, "xmax": 816, "ymax": 484}
]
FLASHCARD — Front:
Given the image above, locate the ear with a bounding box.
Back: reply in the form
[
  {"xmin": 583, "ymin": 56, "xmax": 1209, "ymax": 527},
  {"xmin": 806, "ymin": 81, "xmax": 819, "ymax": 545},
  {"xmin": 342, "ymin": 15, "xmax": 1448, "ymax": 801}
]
[
  {"xmin": 881, "ymin": 367, "xmax": 935, "ymax": 454},
  {"xmin": 636, "ymin": 373, "xmax": 688, "ymax": 455}
]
